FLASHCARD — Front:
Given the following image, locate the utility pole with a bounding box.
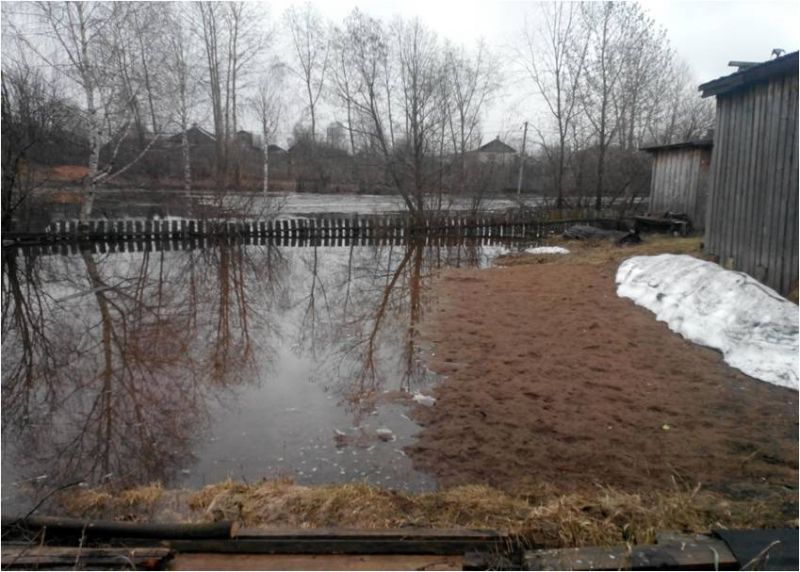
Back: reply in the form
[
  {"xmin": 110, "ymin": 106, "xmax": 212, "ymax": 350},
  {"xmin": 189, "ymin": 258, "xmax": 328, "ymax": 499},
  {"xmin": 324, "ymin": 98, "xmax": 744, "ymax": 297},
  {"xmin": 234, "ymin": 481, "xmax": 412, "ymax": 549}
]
[{"xmin": 516, "ymin": 121, "xmax": 528, "ymax": 198}]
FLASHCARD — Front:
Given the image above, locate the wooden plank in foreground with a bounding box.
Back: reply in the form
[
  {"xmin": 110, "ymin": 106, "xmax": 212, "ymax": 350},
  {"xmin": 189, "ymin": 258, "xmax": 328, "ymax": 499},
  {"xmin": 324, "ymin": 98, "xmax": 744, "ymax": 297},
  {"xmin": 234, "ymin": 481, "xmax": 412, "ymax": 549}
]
[
  {"xmin": 169, "ymin": 528, "xmax": 507, "ymax": 555},
  {"xmin": 169, "ymin": 553, "xmax": 462, "ymax": 571},
  {"xmin": 1, "ymin": 546, "xmax": 172, "ymax": 570},
  {"xmin": 524, "ymin": 535, "xmax": 738, "ymax": 570},
  {"xmin": 1, "ymin": 516, "xmax": 235, "ymax": 540}
]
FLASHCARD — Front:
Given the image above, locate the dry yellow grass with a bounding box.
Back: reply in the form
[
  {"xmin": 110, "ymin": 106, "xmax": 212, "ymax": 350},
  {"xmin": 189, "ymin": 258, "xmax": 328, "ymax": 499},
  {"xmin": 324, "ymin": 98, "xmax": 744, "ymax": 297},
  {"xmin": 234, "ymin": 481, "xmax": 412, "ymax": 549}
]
[{"xmin": 54, "ymin": 479, "xmax": 795, "ymax": 548}]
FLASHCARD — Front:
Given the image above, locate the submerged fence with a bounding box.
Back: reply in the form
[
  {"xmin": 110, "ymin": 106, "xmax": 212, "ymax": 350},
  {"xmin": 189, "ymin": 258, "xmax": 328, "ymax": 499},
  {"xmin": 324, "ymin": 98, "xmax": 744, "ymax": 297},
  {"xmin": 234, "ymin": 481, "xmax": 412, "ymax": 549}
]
[
  {"xmin": 4, "ymin": 212, "xmax": 624, "ymax": 245},
  {"xmin": 2, "ymin": 214, "xmax": 626, "ymax": 260},
  {"xmin": 8, "ymin": 234, "xmax": 523, "ymax": 257}
]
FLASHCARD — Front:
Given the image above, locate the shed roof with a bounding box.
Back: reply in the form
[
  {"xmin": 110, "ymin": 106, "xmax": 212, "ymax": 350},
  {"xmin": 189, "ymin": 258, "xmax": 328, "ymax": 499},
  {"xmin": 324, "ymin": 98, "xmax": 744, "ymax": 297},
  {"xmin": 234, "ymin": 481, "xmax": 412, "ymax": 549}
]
[
  {"xmin": 477, "ymin": 138, "xmax": 516, "ymax": 154},
  {"xmin": 639, "ymin": 138, "xmax": 714, "ymax": 153},
  {"xmin": 699, "ymin": 51, "xmax": 798, "ymax": 98}
]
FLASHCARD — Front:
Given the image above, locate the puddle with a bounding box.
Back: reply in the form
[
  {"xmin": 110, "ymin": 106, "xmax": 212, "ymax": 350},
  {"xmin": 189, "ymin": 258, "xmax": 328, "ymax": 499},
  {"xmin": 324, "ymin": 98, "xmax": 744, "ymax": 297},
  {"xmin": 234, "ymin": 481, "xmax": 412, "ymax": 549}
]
[{"xmin": 1, "ymin": 239, "xmax": 512, "ymax": 512}]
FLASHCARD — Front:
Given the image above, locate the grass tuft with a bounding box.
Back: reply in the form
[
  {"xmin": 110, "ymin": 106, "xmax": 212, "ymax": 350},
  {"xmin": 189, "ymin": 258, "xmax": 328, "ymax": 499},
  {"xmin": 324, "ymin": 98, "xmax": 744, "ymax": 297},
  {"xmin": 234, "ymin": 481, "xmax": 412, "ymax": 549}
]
[{"xmin": 53, "ymin": 479, "xmax": 796, "ymax": 548}]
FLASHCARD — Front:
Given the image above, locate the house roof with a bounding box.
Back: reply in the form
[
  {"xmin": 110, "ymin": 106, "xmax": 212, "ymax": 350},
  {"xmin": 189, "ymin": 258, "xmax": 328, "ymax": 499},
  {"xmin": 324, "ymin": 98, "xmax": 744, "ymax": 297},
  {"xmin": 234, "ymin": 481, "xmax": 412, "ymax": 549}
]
[
  {"xmin": 699, "ymin": 51, "xmax": 798, "ymax": 98},
  {"xmin": 168, "ymin": 125, "xmax": 216, "ymax": 143},
  {"xmin": 477, "ymin": 138, "xmax": 516, "ymax": 154},
  {"xmin": 188, "ymin": 125, "xmax": 216, "ymax": 140},
  {"xmin": 640, "ymin": 138, "xmax": 714, "ymax": 153}
]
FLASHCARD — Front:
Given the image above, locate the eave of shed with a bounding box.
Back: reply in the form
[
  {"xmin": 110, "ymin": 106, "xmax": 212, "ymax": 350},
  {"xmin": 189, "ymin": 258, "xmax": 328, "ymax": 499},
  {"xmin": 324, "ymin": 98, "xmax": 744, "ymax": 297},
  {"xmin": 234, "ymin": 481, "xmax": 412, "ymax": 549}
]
[
  {"xmin": 640, "ymin": 139, "xmax": 713, "ymax": 153},
  {"xmin": 698, "ymin": 51, "xmax": 799, "ymax": 98}
]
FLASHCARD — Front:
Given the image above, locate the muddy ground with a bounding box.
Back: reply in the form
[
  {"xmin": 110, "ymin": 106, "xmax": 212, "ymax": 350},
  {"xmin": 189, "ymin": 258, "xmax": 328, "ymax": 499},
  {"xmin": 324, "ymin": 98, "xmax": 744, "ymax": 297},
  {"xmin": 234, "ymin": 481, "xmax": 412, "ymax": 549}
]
[{"xmin": 408, "ymin": 238, "xmax": 798, "ymax": 506}]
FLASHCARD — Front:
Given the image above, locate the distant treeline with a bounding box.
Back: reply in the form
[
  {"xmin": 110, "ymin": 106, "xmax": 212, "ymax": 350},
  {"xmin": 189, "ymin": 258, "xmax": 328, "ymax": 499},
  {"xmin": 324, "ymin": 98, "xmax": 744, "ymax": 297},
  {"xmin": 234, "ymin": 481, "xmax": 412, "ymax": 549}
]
[{"xmin": 2, "ymin": 1, "xmax": 712, "ymax": 227}]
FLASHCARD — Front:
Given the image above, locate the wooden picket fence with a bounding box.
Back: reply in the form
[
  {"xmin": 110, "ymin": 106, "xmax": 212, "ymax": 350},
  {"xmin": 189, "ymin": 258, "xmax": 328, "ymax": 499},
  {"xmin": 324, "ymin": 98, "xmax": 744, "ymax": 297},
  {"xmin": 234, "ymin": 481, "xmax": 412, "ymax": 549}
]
[
  {"xmin": 37, "ymin": 213, "xmax": 536, "ymax": 242},
  {"xmin": 2, "ymin": 214, "xmax": 623, "ymax": 254},
  {"xmin": 8, "ymin": 234, "xmax": 524, "ymax": 257}
]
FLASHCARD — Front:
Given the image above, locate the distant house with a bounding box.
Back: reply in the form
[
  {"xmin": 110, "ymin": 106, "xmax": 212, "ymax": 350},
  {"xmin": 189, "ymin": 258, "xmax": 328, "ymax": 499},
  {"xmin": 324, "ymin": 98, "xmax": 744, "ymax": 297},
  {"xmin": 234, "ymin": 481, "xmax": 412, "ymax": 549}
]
[
  {"xmin": 475, "ymin": 137, "xmax": 517, "ymax": 164},
  {"xmin": 167, "ymin": 124, "xmax": 216, "ymax": 147},
  {"xmin": 640, "ymin": 137, "xmax": 713, "ymax": 231},
  {"xmin": 698, "ymin": 51, "xmax": 798, "ymax": 295},
  {"xmin": 235, "ymin": 130, "xmax": 256, "ymax": 149},
  {"xmin": 326, "ymin": 121, "xmax": 348, "ymax": 151}
]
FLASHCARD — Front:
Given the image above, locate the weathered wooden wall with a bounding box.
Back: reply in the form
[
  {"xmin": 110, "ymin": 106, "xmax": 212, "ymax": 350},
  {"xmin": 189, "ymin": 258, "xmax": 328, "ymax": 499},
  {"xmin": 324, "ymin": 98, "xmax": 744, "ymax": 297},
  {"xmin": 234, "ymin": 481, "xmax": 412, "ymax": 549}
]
[
  {"xmin": 648, "ymin": 147, "xmax": 711, "ymax": 230},
  {"xmin": 704, "ymin": 70, "xmax": 799, "ymax": 295}
]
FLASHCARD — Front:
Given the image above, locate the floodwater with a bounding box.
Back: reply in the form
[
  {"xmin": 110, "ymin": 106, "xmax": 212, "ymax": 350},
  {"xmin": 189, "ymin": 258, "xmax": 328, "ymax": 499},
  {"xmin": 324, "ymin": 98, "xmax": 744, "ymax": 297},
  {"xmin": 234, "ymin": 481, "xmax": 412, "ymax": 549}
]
[
  {"xmin": 1, "ymin": 238, "xmax": 514, "ymax": 513},
  {"xmin": 262, "ymin": 192, "xmax": 544, "ymax": 215},
  {"xmin": 27, "ymin": 189, "xmax": 544, "ymax": 231}
]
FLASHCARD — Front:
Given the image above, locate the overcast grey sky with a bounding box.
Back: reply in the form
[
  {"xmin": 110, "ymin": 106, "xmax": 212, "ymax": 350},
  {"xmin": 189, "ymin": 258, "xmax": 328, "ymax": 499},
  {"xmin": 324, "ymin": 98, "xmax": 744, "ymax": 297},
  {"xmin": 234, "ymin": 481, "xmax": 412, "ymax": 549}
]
[
  {"xmin": 272, "ymin": 0, "xmax": 798, "ymax": 81},
  {"xmin": 266, "ymin": 0, "xmax": 798, "ymax": 142}
]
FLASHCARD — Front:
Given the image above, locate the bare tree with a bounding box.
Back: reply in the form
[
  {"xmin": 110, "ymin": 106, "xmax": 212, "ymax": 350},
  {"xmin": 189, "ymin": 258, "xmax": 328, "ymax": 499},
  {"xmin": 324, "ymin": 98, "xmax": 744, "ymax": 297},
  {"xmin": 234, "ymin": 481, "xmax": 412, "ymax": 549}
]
[
  {"xmin": 285, "ymin": 2, "xmax": 330, "ymax": 147},
  {"xmin": 29, "ymin": 2, "xmax": 104, "ymax": 223},
  {"xmin": 393, "ymin": 17, "xmax": 448, "ymax": 213},
  {"xmin": 330, "ymin": 12, "xmax": 363, "ymax": 156},
  {"xmin": 194, "ymin": 2, "xmax": 227, "ymax": 184},
  {"xmin": 611, "ymin": 8, "xmax": 672, "ymax": 151},
  {"xmin": 225, "ymin": 2, "xmax": 268, "ymax": 187},
  {"xmin": 1, "ymin": 61, "xmax": 76, "ymax": 229},
  {"xmin": 580, "ymin": 2, "xmax": 633, "ymax": 210},
  {"xmin": 9, "ymin": 2, "xmax": 171, "ymax": 222},
  {"xmin": 194, "ymin": 1, "xmax": 266, "ymax": 188},
  {"xmin": 250, "ymin": 69, "xmax": 285, "ymax": 193},
  {"xmin": 164, "ymin": 6, "xmax": 200, "ymax": 192},
  {"xmin": 444, "ymin": 40, "xmax": 501, "ymax": 191},
  {"xmin": 656, "ymin": 59, "xmax": 715, "ymax": 144},
  {"xmin": 518, "ymin": 2, "xmax": 589, "ymax": 208}
]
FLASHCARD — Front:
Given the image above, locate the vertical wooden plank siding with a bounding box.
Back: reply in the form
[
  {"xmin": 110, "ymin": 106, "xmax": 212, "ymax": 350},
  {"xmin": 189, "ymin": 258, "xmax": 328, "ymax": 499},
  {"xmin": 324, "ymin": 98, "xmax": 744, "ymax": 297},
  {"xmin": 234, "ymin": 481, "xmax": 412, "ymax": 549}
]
[
  {"xmin": 648, "ymin": 148, "xmax": 708, "ymax": 229},
  {"xmin": 778, "ymin": 74, "xmax": 798, "ymax": 293},
  {"xmin": 704, "ymin": 70, "xmax": 799, "ymax": 294}
]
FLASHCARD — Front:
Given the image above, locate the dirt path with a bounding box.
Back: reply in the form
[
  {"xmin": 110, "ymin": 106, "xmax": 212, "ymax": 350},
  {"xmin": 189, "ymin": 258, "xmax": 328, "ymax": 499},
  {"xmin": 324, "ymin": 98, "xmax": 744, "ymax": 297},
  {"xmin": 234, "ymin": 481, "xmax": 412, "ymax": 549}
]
[{"xmin": 409, "ymin": 247, "xmax": 798, "ymax": 498}]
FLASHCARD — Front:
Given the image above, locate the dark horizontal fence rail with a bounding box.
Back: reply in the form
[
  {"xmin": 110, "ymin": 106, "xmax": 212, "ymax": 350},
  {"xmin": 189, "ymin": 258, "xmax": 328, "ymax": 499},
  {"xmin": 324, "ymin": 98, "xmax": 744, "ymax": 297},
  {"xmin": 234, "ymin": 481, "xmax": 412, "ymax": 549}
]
[
  {"xmin": 8, "ymin": 234, "xmax": 526, "ymax": 257},
  {"xmin": 3, "ymin": 214, "xmax": 623, "ymax": 252}
]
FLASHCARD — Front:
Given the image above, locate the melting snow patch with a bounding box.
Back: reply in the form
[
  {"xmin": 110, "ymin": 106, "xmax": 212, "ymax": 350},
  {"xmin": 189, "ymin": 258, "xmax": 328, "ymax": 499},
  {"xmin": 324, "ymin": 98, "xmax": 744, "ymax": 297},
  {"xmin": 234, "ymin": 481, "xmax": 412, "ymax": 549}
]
[
  {"xmin": 412, "ymin": 392, "xmax": 436, "ymax": 407},
  {"xmin": 525, "ymin": 246, "xmax": 570, "ymax": 255},
  {"xmin": 616, "ymin": 254, "xmax": 798, "ymax": 390},
  {"xmin": 376, "ymin": 427, "xmax": 395, "ymax": 442}
]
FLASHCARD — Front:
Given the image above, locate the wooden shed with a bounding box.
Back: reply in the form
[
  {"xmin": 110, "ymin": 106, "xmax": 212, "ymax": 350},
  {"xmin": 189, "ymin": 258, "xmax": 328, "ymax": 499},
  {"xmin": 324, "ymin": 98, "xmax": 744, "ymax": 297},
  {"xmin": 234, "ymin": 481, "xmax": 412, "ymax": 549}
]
[
  {"xmin": 699, "ymin": 51, "xmax": 798, "ymax": 295},
  {"xmin": 640, "ymin": 138, "xmax": 713, "ymax": 231}
]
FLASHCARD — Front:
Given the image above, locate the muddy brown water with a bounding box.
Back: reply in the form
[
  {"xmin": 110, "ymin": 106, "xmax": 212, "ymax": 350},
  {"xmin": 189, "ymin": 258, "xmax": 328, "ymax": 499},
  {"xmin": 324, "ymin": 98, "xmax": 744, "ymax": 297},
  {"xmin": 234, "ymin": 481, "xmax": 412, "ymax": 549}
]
[{"xmin": 1, "ymin": 239, "xmax": 513, "ymax": 513}]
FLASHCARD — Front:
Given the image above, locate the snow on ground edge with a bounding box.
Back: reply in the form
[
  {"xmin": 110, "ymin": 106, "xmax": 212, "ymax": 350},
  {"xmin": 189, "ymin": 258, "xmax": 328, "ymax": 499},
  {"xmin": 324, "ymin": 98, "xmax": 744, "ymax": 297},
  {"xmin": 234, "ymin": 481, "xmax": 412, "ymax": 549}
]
[
  {"xmin": 525, "ymin": 246, "xmax": 570, "ymax": 255},
  {"xmin": 615, "ymin": 254, "xmax": 799, "ymax": 390}
]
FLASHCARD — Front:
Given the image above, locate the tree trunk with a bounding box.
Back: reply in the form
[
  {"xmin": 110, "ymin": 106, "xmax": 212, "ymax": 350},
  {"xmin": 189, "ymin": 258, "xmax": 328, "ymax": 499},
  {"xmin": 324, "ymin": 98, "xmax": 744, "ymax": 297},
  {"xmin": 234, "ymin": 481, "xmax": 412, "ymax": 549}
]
[
  {"xmin": 79, "ymin": 85, "xmax": 100, "ymax": 224},
  {"xmin": 264, "ymin": 129, "xmax": 269, "ymax": 194},
  {"xmin": 182, "ymin": 123, "xmax": 191, "ymax": 193}
]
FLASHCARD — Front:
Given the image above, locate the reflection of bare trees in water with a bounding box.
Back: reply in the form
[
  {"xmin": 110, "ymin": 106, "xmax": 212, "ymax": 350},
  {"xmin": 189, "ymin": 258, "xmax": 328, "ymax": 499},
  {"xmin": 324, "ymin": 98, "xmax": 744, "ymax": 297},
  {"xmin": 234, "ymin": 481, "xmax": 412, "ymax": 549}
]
[
  {"xmin": 294, "ymin": 246, "xmax": 333, "ymax": 358},
  {"xmin": 320, "ymin": 239, "xmax": 485, "ymax": 418},
  {"xmin": 1, "ymin": 242, "xmax": 285, "ymax": 503},
  {"xmin": 1, "ymin": 254, "xmax": 61, "ymax": 433},
  {"xmin": 2, "ymin": 238, "xmax": 485, "ymax": 505},
  {"xmin": 210, "ymin": 245, "xmax": 252, "ymax": 384}
]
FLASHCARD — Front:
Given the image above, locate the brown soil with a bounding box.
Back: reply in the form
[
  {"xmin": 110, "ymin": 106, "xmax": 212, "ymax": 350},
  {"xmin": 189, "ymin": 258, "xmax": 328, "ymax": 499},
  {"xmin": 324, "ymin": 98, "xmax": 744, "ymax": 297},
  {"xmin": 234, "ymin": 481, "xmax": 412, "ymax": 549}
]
[{"xmin": 408, "ymin": 240, "xmax": 798, "ymax": 500}]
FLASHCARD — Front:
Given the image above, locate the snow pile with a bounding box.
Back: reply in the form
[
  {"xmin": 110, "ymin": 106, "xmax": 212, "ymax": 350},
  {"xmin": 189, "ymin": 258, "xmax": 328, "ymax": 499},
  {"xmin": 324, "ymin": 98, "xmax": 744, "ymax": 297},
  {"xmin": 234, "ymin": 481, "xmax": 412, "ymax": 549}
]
[
  {"xmin": 616, "ymin": 254, "xmax": 798, "ymax": 390},
  {"xmin": 412, "ymin": 392, "xmax": 436, "ymax": 407},
  {"xmin": 526, "ymin": 246, "xmax": 570, "ymax": 255}
]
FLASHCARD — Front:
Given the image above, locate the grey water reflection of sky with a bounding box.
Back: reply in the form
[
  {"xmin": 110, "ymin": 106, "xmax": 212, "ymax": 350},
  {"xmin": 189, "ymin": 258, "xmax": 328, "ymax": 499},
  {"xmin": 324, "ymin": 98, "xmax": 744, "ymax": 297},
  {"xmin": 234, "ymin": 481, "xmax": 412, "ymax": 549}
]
[{"xmin": 1, "ymin": 241, "xmax": 508, "ymax": 512}]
